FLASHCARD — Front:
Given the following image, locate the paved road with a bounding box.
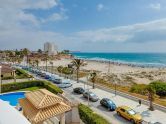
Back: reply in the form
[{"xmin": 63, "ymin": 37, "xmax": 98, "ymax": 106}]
[
  {"xmin": 62, "ymin": 81, "xmax": 165, "ymax": 124},
  {"xmin": 64, "ymin": 81, "xmax": 131, "ymax": 124},
  {"xmin": 27, "ymin": 71, "xmax": 165, "ymax": 124}
]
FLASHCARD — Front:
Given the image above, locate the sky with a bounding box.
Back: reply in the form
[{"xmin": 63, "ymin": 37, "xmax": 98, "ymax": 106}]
[{"xmin": 1, "ymin": 0, "xmax": 166, "ymax": 52}]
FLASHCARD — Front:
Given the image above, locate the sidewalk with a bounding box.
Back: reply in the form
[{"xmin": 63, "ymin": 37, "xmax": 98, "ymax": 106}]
[
  {"xmin": 26, "ymin": 68, "xmax": 165, "ymax": 123},
  {"xmin": 70, "ymin": 81, "xmax": 165, "ymax": 123}
]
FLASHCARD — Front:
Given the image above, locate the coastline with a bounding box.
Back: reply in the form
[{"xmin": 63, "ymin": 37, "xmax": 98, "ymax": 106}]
[
  {"xmin": 39, "ymin": 58, "xmax": 166, "ymax": 85},
  {"xmin": 79, "ymin": 58, "xmax": 166, "ymax": 69},
  {"xmin": 72, "ymin": 52, "xmax": 166, "ymax": 68}
]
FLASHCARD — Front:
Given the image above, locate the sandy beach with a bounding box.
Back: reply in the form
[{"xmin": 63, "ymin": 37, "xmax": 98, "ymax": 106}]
[{"xmin": 39, "ymin": 58, "xmax": 166, "ymax": 85}]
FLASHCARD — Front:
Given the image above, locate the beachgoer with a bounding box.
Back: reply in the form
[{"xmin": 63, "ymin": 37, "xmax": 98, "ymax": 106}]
[{"xmin": 138, "ymin": 99, "xmax": 142, "ymax": 106}]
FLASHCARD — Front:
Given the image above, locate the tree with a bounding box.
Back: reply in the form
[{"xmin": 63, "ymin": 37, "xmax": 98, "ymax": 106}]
[
  {"xmin": 72, "ymin": 59, "xmax": 84, "ymax": 83},
  {"xmin": 50, "ymin": 61, "xmax": 53, "ymax": 73},
  {"xmin": 44, "ymin": 52, "xmax": 49, "ymax": 71},
  {"xmin": 149, "ymin": 81, "xmax": 166, "ymax": 98},
  {"xmin": 90, "ymin": 71, "xmax": 97, "ymax": 89},
  {"xmin": 35, "ymin": 60, "xmax": 39, "ymax": 69},
  {"xmin": 61, "ymin": 50, "xmax": 70, "ymax": 54},
  {"xmin": 22, "ymin": 48, "xmax": 30, "ymax": 56},
  {"xmin": 146, "ymin": 85, "xmax": 156, "ymax": 111},
  {"xmin": 37, "ymin": 49, "xmax": 42, "ymax": 54}
]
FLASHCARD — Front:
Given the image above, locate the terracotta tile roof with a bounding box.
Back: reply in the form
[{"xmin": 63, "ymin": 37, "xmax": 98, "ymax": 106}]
[
  {"xmin": 25, "ymin": 89, "xmax": 63, "ymax": 109},
  {"xmin": 19, "ymin": 98, "xmax": 71, "ymax": 123},
  {"xmin": 0, "ymin": 64, "xmax": 14, "ymax": 74}
]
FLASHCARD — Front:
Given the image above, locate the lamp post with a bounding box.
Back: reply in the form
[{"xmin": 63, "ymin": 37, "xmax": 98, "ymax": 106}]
[
  {"xmin": 115, "ymin": 82, "xmax": 117, "ymax": 96},
  {"xmin": 13, "ymin": 70, "xmax": 16, "ymax": 82},
  {"xmin": 0, "ymin": 66, "xmax": 2, "ymax": 94},
  {"xmin": 87, "ymin": 73, "xmax": 91, "ymax": 106}
]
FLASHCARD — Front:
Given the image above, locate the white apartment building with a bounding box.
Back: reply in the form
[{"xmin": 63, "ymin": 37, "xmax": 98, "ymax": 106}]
[{"xmin": 44, "ymin": 42, "xmax": 58, "ymax": 55}]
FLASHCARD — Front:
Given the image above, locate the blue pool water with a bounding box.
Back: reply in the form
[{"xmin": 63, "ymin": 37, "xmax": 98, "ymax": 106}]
[{"xmin": 0, "ymin": 92, "xmax": 25, "ymax": 106}]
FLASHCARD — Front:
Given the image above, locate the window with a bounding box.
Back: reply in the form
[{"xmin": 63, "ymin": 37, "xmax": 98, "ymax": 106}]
[
  {"xmin": 127, "ymin": 109, "xmax": 136, "ymax": 115},
  {"xmin": 120, "ymin": 109, "xmax": 125, "ymax": 112}
]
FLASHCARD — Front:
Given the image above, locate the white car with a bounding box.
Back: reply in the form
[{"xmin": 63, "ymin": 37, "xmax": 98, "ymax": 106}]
[{"xmin": 57, "ymin": 82, "xmax": 72, "ymax": 88}]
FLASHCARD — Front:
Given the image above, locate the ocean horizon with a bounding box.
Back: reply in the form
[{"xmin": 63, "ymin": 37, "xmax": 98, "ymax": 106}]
[{"xmin": 72, "ymin": 52, "xmax": 166, "ymax": 67}]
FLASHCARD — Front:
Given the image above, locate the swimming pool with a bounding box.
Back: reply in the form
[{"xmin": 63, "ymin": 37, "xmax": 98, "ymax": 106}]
[{"xmin": 0, "ymin": 92, "xmax": 25, "ymax": 106}]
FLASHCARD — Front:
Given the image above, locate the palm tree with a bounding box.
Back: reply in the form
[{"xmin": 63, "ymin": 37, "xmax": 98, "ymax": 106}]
[
  {"xmin": 35, "ymin": 60, "xmax": 39, "ymax": 69},
  {"xmin": 90, "ymin": 71, "xmax": 97, "ymax": 89},
  {"xmin": 107, "ymin": 73, "xmax": 119, "ymax": 96},
  {"xmin": 22, "ymin": 48, "xmax": 30, "ymax": 56},
  {"xmin": 44, "ymin": 52, "xmax": 49, "ymax": 72},
  {"xmin": 72, "ymin": 59, "xmax": 84, "ymax": 83},
  {"xmin": 50, "ymin": 61, "xmax": 53, "ymax": 74},
  {"xmin": 147, "ymin": 85, "xmax": 155, "ymax": 111}
]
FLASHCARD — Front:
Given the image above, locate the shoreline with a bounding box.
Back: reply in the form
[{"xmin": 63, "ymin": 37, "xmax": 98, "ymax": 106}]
[
  {"xmin": 37, "ymin": 57, "xmax": 166, "ymax": 85},
  {"xmin": 78, "ymin": 58, "xmax": 166, "ymax": 69}
]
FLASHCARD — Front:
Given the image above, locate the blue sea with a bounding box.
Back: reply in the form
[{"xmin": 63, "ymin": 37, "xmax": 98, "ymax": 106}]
[{"xmin": 71, "ymin": 52, "xmax": 166, "ymax": 67}]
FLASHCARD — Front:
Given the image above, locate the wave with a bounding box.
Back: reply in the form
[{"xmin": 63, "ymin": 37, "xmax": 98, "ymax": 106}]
[{"xmin": 75, "ymin": 55, "xmax": 166, "ymax": 67}]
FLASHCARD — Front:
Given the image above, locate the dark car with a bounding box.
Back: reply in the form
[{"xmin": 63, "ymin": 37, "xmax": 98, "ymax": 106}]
[
  {"xmin": 37, "ymin": 71, "xmax": 42, "ymax": 76},
  {"xmin": 52, "ymin": 79, "xmax": 62, "ymax": 84},
  {"xmin": 41, "ymin": 73, "xmax": 46, "ymax": 77},
  {"xmin": 100, "ymin": 98, "xmax": 116, "ymax": 111},
  {"xmin": 148, "ymin": 122, "xmax": 162, "ymax": 124},
  {"xmin": 73, "ymin": 87, "xmax": 85, "ymax": 94},
  {"xmin": 45, "ymin": 75, "xmax": 51, "ymax": 79},
  {"xmin": 83, "ymin": 91, "xmax": 99, "ymax": 102}
]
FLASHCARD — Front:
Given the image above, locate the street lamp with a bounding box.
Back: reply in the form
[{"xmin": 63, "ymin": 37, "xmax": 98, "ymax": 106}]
[
  {"xmin": 13, "ymin": 70, "xmax": 16, "ymax": 82},
  {"xmin": 115, "ymin": 82, "xmax": 117, "ymax": 96},
  {"xmin": 86, "ymin": 73, "xmax": 91, "ymax": 106}
]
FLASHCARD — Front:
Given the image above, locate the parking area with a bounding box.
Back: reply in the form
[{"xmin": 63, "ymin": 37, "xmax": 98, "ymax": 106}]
[{"xmin": 16, "ymin": 65, "xmax": 165, "ymax": 124}]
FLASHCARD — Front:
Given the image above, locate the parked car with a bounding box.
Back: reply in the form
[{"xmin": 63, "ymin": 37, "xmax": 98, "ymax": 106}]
[
  {"xmin": 83, "ymin": 91, "xmax": 99, "ymax": 102},
  {"xmin": 73, "ymin": 87, "xmax": 85, "ymax": 94},
  {"xmin": 41, "ymin": 73, "xmax": 46, "ymax": 77},
  {"xmin": 62, "ymin": 79, "xmax": 70, "ymax": 83},
  {"xmin": 57, "ymin": 82, "xmax": 72, "ymax": 88},
  {"xmin": 116, "ymin": 106, "xmax": 142, "ymax": 124},
  {"xmin": 37, "ymin": 71, "xmax": 42, "ymax": 76},
  {"xmin": 148, "ymin": 122, "xmax": 162, "ymax": 124},
  {"xmin": 45, "ymin": 75, "xmax": 51, "ymax": 79},
  {"xmin": 100, "ymin": 98, "xmax": 116, "ymax": 111},
  {"xmin": 52, "ymin": 78, "xmax": 62, "ymax": 84}
]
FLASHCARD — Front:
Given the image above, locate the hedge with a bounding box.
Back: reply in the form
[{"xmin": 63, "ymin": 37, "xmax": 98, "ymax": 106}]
[
  {"xmin": 16, "ymin": 68, "xmax": 33, "ymax": 78},
  {"xmin": 57, "ymin": 66, "xmax": 73, "ymax": 75},
  {"xmin": 2, "ymin": 76, "xmax": 14, "ymax": 80},
  {"xmin": 129, "ymin": 84, "xmax": 147, "ymax": 95},
  {"xmin": 150, "ymin": 81, "xmax": 166, "ymax": 97},
  {"xmin": 1, "ymin": 80, "xmax": 63, "ymax": 94},
  {"xmin": 78, "ymin": 104, "xmax": 110, "ymax": 124}
]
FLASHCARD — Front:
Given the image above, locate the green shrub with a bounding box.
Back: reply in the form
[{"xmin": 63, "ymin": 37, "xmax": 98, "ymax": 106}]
[
  {"xmin": 2, "ymin": 76, "xmax": 14, "ymax": 80},
  {"xmin": 150, "ymin": 81, "xmax": 166, "ymax": 97},
  {"xmin": 16, "ymin": 68, "xmax": 33, "ymax": 79},
  {"xmin": 1, "ymin": 80, "xmax": 63, "ymax": 94},
  {"xmin": 57, "ymin": 66, "xmax": 63, "ymax": 73},
  {"xmin": 78, "ymin": 104, "xmax": 110, "ymax": 124},
  {"xmin": 57, "ymin": 66, "xmax": 73, "ymax": 75},
  {"xmin": 62, "ymin": 67, "xmax": 73, "ymax": 75},
  {"xmin": 43, "ymin": 81, "xmax": 63, "ymax": 94},
  {"xmin": 130, "ymin": 84, "xmax": 147, "ymax": 95}
]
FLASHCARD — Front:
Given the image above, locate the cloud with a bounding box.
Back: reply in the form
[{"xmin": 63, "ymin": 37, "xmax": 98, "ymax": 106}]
[
  {"xmin": 0, "ymin": 0, "xmax": 60, "ymax": 31},
  {"xmin": 149, "ymin": 3, "xmax": 161, "ymax": 10},
  {"xmin": 0, "ymin": 0, "xmax": 58, "ymax": 10},
  {"xmin": 1, "ymin": 0, "xmax": 166, "ymax": 52},
  {"xmin": 0, "ymin": 0, "xmax": 69, "ymax": 50},
  {"xmin": 74, "ymin": 18, "xmax": 166, "ymax": 43},
  {"xmin": 42, "ymin": 12, "xmax": 68, "ymax": 23},
  {"xmin": 97, "ymin": 4, "xmax": 104, "ymax": 11}
]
